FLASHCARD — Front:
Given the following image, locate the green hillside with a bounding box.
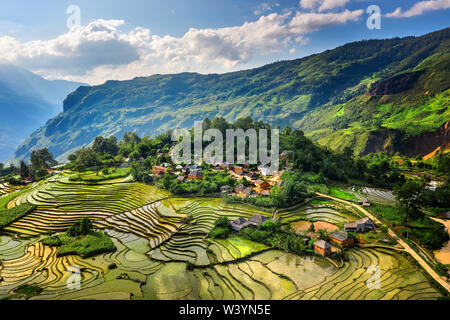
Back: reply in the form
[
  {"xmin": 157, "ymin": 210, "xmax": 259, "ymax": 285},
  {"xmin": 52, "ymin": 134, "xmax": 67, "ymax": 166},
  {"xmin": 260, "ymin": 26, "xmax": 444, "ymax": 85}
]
[{"xmin": 11, "ymin": 27, "xmax": 450, "ymax": 162}]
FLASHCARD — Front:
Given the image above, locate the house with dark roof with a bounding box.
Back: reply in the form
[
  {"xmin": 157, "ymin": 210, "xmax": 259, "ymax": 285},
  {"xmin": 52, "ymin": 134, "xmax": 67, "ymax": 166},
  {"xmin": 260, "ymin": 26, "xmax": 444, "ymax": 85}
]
[
  {"xmin": 234, "ymin": 166, "xmax": 244, "ymax": 173},
  {"xmin": 329, "ymin": 231, "xmax": 354, "ymax": 247},
  {"xmin": 344, "ymin": 217, "xmax": 376, "ymax": 233},
  {"xmin": 314, "ymin": 240, "xmax": 331, "ymax": 257},
  {"xmin": 220, "ymin": 185, "xmax": 232, "ymax": 194},
  {"xmin": 230, "ymin": 217, "xmax": 251, "ymax": 231},
  {"xmin": 255, "ymin": 179, "xmax": 270, "ymax": 189},
  {"xmin": 260, "ymin": 190, "xmax": 271, "ymax": 197},
  {"xmin": 244, "ymin": 172, "xmax": 259, "ymax": 181},
  {"xmin": 153, "ymin": 166, "xmax": 169, "ymax": 175},
  {"xmin": 188, "ymin": 169, "xmax": 204, "ymax": 180},
  {"xmin": 248, "ymin": 214, "xmax": 269, "ymax": 226},
  {"xmin": 242, "ymin": 186, "xmax": 253, "ymax": 197},
  {"xmin": 220, "ymin": 162, "xmax": 233, "ymax": 170},
  {"xmin": 358, "ymin": 199, "xmax": 371, "ymax": 207},
  {"xmin": 188, "ymin": 164, "xmax": 201, "ymax": 172}
]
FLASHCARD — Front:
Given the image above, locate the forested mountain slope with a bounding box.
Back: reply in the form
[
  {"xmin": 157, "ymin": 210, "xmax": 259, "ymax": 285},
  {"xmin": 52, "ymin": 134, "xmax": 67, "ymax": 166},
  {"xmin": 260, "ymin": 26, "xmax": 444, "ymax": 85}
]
[{"xmin": 11, "ymin": 27, "xmax": 450, "ymax": 162}]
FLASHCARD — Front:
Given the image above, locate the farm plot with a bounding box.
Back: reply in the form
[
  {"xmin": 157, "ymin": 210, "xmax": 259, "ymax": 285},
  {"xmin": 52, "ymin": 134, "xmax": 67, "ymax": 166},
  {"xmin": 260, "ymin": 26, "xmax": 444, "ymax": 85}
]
[
  {"xmin": 278, "ymin": 204, "xmax": 358, "ymax": 225},
  {"xmin": 0, "ymin": 236, "xmax": 163, "ymax": 300},
  {"xmin": 4, "ymin": 182, "xmax": 172, "ymax": 238},
  {"xmin": 35, "ymin": 238, "xmax": 162, "ymax": 300},
  {"xmin": 148, "ymin": 199, "xmax": 271, "ymax": 266},
  {"xmin": 96, "ymin": 201, "xmax": 185, "ymax": 249},
  {"xmin": 0, "ymin": 241, "xmax": 105, "ymax": 296},
  {"xmin": 0, "ymin": 183, "xmax": 21, "ymax": 196},
  {"xmin": 142, "ymin": 247, "xmax": 442, "ymax": 300},
  {"xmin": 208, "ymin": 237, "xmax": 269, "ymax": 263},
  {"xmin": 0, "ymin": 236, "xmax": 33, "ymax": 261},
  {"xmin": 140, "ymin": 250, "xmax": 336, "ymax": 300},
  {"xmin": 9, "ymin": 181, "xmax": 168, "ymax": 213},
  {"xmin": 361, "ymin": 187, "xmax": 396, "ymax": 205},
  {"xmin": 285, "ymin": 247, "xmax": 442, "ymax": 300}
]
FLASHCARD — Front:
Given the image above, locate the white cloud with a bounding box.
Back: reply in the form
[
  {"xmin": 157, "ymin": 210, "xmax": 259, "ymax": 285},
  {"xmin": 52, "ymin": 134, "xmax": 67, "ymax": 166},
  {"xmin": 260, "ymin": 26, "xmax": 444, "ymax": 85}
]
[
  {"xmin": 386, "ymin": 0, "xmax": 450, "ymax": 18},
  {"xmin": 254, "ymin": 2, "xmax": 281, "ymax": 15},
  {"xmin": 0, "ymin": 8, "xmax": 363, "ymax": 85},
  {"xmin": 289, "ymin": 9, "xmax": 362, "ymax": 33},
  {"xmin": 300, "ymin": 0, "xmax": 350, "ymax": 12}
]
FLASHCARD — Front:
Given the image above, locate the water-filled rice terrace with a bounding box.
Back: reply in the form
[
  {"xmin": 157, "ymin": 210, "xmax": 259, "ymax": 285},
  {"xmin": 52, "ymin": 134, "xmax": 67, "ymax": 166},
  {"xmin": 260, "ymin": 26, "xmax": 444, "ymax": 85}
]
[{"xmin": 0, "ymin": 178, "xmax": 443, "ymax": 300}]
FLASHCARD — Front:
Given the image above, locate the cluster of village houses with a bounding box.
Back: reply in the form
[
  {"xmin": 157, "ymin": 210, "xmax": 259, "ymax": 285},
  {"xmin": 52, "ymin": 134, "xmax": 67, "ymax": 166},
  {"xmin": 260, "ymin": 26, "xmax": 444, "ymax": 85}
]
[
  {"xmin": 151, "ymin": 150, "xmax": 294, "ymax": 198},
  {"xmin": 215, "ymin": 178, "xmax": 377, "ymax": 258},
  {"xmin": 314, "ymin": 217, "xmax": 376, "ymax": 257},
  {"xmin": 228, "ymin": 212, "xmax": 377, "ymax": 258},
  {"xmin": 149, "ymin": 152, "xmax": 379, "ymax": 258}
]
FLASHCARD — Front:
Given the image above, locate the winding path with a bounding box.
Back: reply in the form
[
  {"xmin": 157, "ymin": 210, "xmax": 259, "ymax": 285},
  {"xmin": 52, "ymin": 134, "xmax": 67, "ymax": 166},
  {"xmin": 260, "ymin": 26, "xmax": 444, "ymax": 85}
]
[{"xmin": 315, "ymin": 192, "xmax": 450, "ymax": 294}]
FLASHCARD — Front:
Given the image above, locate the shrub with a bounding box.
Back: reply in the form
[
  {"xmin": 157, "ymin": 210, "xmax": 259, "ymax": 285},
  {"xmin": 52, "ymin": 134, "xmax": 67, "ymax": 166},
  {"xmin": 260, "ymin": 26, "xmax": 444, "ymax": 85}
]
[
  {"xmin": 12, "ymin": 284, "xmax": 43, "ymax": 299},
  {"xmin": 209, "ymin": 227, "xmax": 231, "ymax": 239},
  {"xmin": 0, "ymin": 203, "xmax": 36, "ymax": 228},
  {"xmin": 214, "ymin": 216, "xmax": 230, "ymax": 228},
  {"xmin": 66, "ymin": 218, "xmax": 93, "ymax": 237}
]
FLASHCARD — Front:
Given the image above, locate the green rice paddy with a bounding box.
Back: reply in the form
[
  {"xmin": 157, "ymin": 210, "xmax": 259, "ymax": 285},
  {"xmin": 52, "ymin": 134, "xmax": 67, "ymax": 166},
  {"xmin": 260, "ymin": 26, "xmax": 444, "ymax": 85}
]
[{"xmin": 0, "ymin": 176, "xmax": 443, "ymax": 300}]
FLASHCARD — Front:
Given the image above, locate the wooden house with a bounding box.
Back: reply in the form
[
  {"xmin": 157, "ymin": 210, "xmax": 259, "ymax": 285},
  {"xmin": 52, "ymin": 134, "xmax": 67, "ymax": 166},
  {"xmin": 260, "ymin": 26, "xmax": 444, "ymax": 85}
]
[
  {"xmin": 188, "ymin": 169, "xmax": 204, "ymax": 180},
  {"xmin": 230, "ymin": 217, "xmax": 250, "ymax": 231},
  {"xmin": 248, "ymin": 214, "xmax": 269, "ymax": 227},
  {"xmin": 314, "ymin": 240, "xmax": 331, "ymax": 257},
  {"xmin": 255, "ymin": 179, "xmax": 270, "ymax": 189},
  {"xmin": 344, "ymin": 217, "xmax": 375, "ymax": 233},
  {"xmin": 329, "ymin": 231, "xmax": 354, "ymax": 247}
]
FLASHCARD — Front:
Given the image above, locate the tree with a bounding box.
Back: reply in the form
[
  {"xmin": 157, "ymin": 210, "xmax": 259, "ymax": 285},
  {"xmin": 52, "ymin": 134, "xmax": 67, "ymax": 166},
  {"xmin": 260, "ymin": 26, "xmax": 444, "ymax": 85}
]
[
  {"xmin": 92, "ymin": 136, "xmax": 107, "ymax": 154},
  {"xmin": 30, "ymin": 148, "xmax": 57, "ymax": 170},
  {"xmin": 0, "ymin": 163, "xmax": 3, "ymax": 170},
  {"xmin": 393, "ymin": 180, "xmax": 425, "ymax": 221},
  {"xmin": 74, "ymin": 148, "xmax": 100, "ymax": 171},
  {"xmin": 19, "ymin": 160, "xmax": 29, "ymax": 178},
  {"xmin": 66, "ymin": 218, "xmax": 93, "ymax": 237},
  {"xmin": 122, "ymin": 132, "xmax": 141, "ymax": 146},
  {"xmin": 214, "ymin": 216, "xmax": 230, "ymax": 228}
]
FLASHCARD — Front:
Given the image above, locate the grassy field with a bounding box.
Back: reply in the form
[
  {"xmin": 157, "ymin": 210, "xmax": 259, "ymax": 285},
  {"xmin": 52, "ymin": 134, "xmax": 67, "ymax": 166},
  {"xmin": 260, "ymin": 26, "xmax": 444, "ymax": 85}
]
[
  {"xmin": 328, "ymin": 186, "xmax": 358, "ymax": 201},
  {"xmin": 68, "ymin": 168, "xmax": 131, "ymax": 183}
]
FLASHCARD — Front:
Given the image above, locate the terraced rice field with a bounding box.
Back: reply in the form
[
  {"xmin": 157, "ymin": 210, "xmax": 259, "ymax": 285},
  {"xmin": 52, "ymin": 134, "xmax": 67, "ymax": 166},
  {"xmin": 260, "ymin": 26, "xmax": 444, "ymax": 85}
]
[
  {"xmin": 361, "ymin": 187, "xmax": 396, "ymax": 206},
  {"xmin": 4, "ymin": 181, "xmax": 171, "ymax": 239},
  {"xmin": 0, "ymin": 177, "xmax": 444, "ymax": 300},
  {"xmin": 0, "ymin": 183, "xmax": 21, "ymax": 196},
  {"xmin": 141, "ymin": 247, "xmax": 441, "ymax": 300},
  {"xmin": 278, "ymin": 203, "xmax": 360, "ymax": 225},
  {"xmin": 148, "ymin": 199, "xmax": 271, "ymax": 266}
]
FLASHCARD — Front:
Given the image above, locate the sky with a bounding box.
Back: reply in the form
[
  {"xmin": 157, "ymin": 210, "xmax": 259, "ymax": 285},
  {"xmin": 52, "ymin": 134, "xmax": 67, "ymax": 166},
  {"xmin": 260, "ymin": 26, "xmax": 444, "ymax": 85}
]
[{"xmin": 0, "ymin": 0, "xmax": 449, "ymax": 85}]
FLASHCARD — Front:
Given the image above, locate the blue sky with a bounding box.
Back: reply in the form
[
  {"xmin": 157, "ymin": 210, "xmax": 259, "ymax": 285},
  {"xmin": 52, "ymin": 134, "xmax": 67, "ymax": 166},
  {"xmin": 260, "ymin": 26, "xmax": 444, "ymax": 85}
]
[{"xmin": 0, "ymin": 0, "xmax": 449, "ymax": 84}]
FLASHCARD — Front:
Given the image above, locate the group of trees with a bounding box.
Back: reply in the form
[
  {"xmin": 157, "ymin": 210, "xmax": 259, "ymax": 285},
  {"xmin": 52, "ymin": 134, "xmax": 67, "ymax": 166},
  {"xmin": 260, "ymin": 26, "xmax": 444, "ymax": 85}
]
[
  {"xmin": 279, "ymin": 128, "xmax": 405, "ymax": 188},
  {"xmin": 0, "ymin": 148, "xmax": 57, "ymax": 183},
  {"xmin": 392, "ymin": 180, "xmax": 450, "ymax": 248},
  {"xmin": 239, "ymin": 220, "xmax": 314, "ymax": 255}
]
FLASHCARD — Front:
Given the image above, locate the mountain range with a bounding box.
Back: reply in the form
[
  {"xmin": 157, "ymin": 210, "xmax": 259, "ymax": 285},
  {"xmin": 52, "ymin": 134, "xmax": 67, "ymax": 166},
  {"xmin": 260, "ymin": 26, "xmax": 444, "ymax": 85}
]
[
  {"xmin": 9, "ymin": 27, "xmax": 450, "ymax": 163},
  {"xmin": 0, "ymin": 64, "xmax": 85, "ymax": 162}
]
